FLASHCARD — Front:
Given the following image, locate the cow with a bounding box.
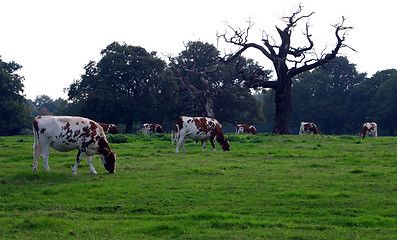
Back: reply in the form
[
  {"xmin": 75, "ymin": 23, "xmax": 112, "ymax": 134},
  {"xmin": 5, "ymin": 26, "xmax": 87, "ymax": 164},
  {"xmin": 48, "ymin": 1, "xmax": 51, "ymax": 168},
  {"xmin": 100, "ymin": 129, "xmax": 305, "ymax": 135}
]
[
  {"xmin": 141, "ymin": 123, "xmax": 164, "ymax": 135},
  {"xmin": 175, "ymin": 116, "xmax": 230, "ymax": 153},
  {"xmin": 299, "ymin": 122, "xmax": 320, "ymax": 135},
  {"xmin": 361, "ymin": 122, "xmax": 378, "ymax": 139},
  {"xmin": 236, "ymin": 124, "xmax": 258, "ymax": 135},
  {"xmin": 99, "ymin": 123, "xmax": 122, "ymax": 134},
  {"xmin": 32, "ymin": 115, "xmax": 116, "ymax": 174}
]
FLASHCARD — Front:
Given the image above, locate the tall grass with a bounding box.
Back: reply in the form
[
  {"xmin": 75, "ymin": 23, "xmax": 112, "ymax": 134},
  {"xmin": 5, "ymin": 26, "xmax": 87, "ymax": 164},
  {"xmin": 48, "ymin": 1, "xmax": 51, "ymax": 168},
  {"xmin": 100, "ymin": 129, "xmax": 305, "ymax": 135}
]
[{"xmin": 0, "ymin": 134, "xmax": 396, "ymax": 239}]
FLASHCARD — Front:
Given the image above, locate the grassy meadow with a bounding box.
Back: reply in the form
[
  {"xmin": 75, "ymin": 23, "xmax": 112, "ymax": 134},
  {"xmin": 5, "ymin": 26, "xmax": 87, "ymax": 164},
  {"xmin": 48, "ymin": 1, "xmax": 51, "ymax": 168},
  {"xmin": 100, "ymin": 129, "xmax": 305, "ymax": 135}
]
[{"xmin": 0, "ymin": 133, "xmax": 396, "ymax": 239}]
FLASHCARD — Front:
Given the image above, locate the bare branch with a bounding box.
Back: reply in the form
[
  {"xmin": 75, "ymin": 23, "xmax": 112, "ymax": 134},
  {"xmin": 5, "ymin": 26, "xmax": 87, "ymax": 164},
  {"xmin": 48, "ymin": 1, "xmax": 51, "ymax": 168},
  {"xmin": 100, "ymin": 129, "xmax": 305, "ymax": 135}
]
[{"xmin": 292, "ymin": 16, "xmax": 354, "ymax": 76}]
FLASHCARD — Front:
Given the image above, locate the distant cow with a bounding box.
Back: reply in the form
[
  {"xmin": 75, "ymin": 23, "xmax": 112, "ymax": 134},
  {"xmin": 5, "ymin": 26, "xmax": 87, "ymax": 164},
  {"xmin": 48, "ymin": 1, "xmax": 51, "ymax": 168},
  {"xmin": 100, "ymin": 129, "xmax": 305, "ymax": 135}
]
[
  {"xmin": 362, "ymin": 122, "xmax": 378, "ymax": 139},
  {"xmin": 141, "ymin": 123, "xmax": 164, "ymax": 135},
  {"xmin": 299, "ymin": 122, "xmax": 320, "ymax": 135},
  {"xmin": 32, "ymin": 116, "xmax": 116, "ymax": 174},
  {"xmin": 99, "ymin": 123, "xmax": 122, "ymax": 134},
  {"xmin": 236, "ymin": 124, "xmax": 258, "ymax": 135},
  {"xmin": 175, "ymin": 116, "xmax": 230, "ymax": 153}
]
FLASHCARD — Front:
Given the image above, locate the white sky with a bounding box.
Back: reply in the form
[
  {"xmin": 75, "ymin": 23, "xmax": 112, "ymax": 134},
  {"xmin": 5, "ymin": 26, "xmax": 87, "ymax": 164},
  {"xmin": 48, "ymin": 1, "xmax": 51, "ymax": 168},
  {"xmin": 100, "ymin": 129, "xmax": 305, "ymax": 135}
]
[{"xmin": 0, "ymin": 0, "xmax": 396, "ymax": 100}]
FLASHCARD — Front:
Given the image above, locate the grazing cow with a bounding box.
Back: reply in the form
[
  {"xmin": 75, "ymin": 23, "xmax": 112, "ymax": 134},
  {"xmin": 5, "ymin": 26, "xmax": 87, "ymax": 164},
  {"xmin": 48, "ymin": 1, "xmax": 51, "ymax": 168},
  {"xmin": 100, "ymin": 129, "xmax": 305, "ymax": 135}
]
[
  {"xmin": 32, "ymin": 116, "xmax": 116, "ymax": 174},
  {"xmin": 299, "ymin": 122, "xmax": 320, "ymax": 135},
  {"xmin": 175, "ymin": 116, "xmax": 230, "ymax": 153},
  {"xmin": 236, "ymin": 124, "xmax": 258, "ymax": 135},
  {"xmin": 141, "ymin": 123, "xmax": 164, "ymax": 135},
  {"xmin": 99, "ymin": 123, "xmax": 122, "ymax": 134},
  {"xmin": 362, "ymin": 122, "xmax": 378, "ymax": 139}
]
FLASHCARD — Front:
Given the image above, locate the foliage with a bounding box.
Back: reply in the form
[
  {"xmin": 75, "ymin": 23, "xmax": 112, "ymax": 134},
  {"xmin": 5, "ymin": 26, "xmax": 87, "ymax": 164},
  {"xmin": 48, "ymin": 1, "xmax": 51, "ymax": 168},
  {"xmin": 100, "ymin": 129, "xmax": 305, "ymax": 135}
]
[
  {"xmin": 30, "ymin": 95, "xmax": 69, "ymax": 116},
  {"xmin": 292, "ymin": 57, "xmax": 366, "ymax": 134},
  {"xmin": 372, "ymin": 70, "xmax": 397, "ymax": 134},
  {"xmin": 1, "ymin": 134, "xmax": 396, "ymax": 239},
  {"xmin": 171, "ymin": 41, "xmax": 267, "ymax": 124},
  {"xmin": 0, "ymin": 56, "xmax": 32, "ymax": 135},
  {"xmin": 106, "ymin": 134, "xmax": 130, "ymax": 143},
  {"xmin": 67, "ymin": 42, "xmax": 177, "ymax": 132}
]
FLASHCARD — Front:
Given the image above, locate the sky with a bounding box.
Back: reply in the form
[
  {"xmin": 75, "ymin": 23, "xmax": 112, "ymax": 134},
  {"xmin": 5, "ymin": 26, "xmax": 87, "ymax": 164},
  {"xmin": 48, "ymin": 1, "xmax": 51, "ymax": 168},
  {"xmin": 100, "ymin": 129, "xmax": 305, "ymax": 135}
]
[{"xmin": 1, "ymin": 0, "xmax": 396, "ymax": 100}]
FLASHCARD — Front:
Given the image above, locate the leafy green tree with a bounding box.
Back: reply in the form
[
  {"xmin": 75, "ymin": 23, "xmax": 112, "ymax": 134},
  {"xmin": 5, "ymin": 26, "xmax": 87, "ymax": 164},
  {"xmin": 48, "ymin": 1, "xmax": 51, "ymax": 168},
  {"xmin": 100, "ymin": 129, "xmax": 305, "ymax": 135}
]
[
  {"xmin": 32, "ymin": 94, "xmax": 69, "ymax": 116},
  {"xmin": 371, "ymin": 69, "xmax": 397, "ymax": 135},
  {"xmin": 170, "ymin": 41, "xmax": 267, "ymax": 125},
  {"xmin": 292, "ymin": 57, "xmax": 365, "ymax": 134},
  {"xmin": 67, "ymin": 42, "xmax": 177, "ymax": 132},
  {"xmin": 0, "ymin": 56, "xmax": 31, "ymax": 135}
]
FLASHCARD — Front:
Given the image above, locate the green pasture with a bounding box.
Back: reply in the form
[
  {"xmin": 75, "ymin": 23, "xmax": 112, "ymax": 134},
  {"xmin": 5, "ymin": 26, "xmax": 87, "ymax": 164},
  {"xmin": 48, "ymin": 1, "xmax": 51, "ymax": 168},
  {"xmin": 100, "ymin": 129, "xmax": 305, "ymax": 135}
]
[{"xmin": 0, "ymin": 134, "xmax": 396, "ymax": 239}]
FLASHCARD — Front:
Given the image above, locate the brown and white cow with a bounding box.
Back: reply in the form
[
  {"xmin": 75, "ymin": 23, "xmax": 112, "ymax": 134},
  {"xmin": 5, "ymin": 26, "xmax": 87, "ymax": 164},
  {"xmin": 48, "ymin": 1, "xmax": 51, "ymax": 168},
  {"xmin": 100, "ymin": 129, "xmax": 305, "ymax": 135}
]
[
  {"xmin": 299, "ymin": 122, "xmax": 320, "ymax": 135},
  {"xmin": 361, "ymin": 122, "xmax": 378, "ymax": 139},
  {"xmin": 141, "ymin": 123, "xmax": 164, "ymax": 135},
  {"xmin": 99, "ymin": 123, "xmax": 122, "ymax": 134},
  {"xmin": 236, "ymin": 124, "xmax": 258, "ymax": 135},
  {"xmin": 175, "ymin": 116, "xmax": 230, "ymax": 153},
  {"xmin": 32, "ymin": 116, "xmax": 116, "ymax": 174}
]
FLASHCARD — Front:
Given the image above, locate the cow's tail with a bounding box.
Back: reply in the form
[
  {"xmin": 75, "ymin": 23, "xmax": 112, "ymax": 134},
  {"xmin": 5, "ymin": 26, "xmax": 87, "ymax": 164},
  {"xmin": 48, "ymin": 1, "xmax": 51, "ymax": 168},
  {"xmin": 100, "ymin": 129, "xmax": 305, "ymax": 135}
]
[
  {"xmin": 32, "ymin": 122, "xmax": 42, "ymax": 172},
  {"xmin": 171, "ymin": 124, "xmax": 179, "ymax": 145}
]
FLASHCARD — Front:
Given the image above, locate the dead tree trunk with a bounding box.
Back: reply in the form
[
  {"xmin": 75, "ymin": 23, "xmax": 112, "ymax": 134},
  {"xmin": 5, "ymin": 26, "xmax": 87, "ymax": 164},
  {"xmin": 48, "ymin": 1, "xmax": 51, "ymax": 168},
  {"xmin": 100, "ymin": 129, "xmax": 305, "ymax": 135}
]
[
  {"xmin": 273, "ymin": 71, "xmax": 292, "ymax": 134},
  {"xmin": 219, "ymin": 5, "xmax": 353, "ymax": 134}
]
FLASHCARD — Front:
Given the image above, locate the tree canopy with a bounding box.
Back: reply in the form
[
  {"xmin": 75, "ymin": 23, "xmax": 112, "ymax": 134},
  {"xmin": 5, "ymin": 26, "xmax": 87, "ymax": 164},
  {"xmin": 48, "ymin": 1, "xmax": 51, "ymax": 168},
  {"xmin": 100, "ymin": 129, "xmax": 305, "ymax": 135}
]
[
  {"xmin": 67, "ymin": 42, "xmax": 176, "ymax": 132},
  {"xmin": 0, "ymin": 56, "xmax": 31, "ymax": 135},
  {"xmin": 169, "ymin": 41, "xmax": 267, "ymax": 124}
]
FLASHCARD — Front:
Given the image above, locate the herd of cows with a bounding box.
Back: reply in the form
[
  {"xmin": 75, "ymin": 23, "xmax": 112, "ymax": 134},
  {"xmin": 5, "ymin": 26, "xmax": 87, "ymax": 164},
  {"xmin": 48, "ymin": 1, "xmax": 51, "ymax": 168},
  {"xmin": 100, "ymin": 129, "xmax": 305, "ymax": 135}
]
[{"xmin": 31, "ymin": 115, "xmax": 379, "ymax": 175}]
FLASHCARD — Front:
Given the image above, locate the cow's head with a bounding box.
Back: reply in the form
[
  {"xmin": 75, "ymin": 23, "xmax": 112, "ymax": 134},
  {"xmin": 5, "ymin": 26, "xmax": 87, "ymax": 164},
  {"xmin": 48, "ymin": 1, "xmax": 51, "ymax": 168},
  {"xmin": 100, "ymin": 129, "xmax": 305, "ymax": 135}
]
[
  {"xmin": 156, "ymin": 125, "xmax": 165, "ymax": 133},
  {"xmin": 220, "ymin": 138, "xmax": 230, "ymax": 151},
  {"xmin": 98, "ymin": 137, "xmax": 117, "ymax": 173},
  {"xmin": 109, "ymin": 124, "xmax": 122, "ymax": 134},
  {"xmin": 102, "ymin": 151, "xmax": 117, "ymax": 173}
]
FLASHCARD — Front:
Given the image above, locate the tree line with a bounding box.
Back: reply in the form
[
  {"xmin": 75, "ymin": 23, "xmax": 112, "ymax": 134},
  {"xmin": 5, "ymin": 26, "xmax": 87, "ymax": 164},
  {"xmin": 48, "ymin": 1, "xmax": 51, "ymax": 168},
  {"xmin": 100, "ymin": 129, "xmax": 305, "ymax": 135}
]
[{"xmin": 1, "ymin": 45, "xmax": 396, "ymax": 136}]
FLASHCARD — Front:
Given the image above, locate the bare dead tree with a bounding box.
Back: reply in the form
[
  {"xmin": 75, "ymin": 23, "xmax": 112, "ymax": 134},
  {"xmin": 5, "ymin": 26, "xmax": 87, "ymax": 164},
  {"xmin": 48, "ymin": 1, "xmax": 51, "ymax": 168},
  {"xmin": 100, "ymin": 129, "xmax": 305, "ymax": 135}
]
[{"xmin": 218, "ymin": 5, "xmax": 353, "ymax": 134}]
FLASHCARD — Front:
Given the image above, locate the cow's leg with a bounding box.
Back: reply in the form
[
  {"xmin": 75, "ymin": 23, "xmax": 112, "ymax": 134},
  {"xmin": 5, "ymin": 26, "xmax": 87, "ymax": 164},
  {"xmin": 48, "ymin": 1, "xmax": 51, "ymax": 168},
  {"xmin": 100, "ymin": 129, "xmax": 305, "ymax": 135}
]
[
  {"xmin": 176, "ymin": 139, "xmax": 181, "ymax": 153},
  {"xmin": 72, "ymin": 150, "xmax": 84, "ymax": 175},
  {"xmin": 176, "ymin": 137, "xmax": 186, "ymax": 153},
  {"xmin": 39, "ymin": 140, "xmax": 51, "ymax": 171},
  {"xmin": 32, "ymin": 138, "xmax": 42, "ymax": 172},
  {"xmin": 202, "ymin": 140, "xmax": 207, "ymax": 152},
  {"xmin": 85, "ymin": 155, "xmax": 97, "ymax": 174},
  {"xmin": 181, "ymin": 139, "xmax": 186, "ymax": 152},
  {"xmin": 176, "ymin": 138, "xmax": 182, "ymax": 153},
  {"xmin": 210, "ymin": 140, "xmax": 216, "ymax": 152}
]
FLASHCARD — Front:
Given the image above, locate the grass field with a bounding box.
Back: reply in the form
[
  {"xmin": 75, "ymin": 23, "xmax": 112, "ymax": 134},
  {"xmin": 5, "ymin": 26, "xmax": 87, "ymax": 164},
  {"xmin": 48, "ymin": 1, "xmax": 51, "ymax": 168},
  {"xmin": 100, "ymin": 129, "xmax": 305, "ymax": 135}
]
[{"xmin": 0, "ymin": 133, "xmax": 396, "ymax": 239}]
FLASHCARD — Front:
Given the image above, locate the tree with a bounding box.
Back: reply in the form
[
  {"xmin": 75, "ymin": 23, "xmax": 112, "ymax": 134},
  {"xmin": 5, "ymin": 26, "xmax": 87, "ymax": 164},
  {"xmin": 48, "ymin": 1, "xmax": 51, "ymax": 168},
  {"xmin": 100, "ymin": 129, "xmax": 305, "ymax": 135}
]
[
  {"xmin": 169, "ymin": 41, "xmax": 267, "ymax": 124},
  {"xmin": 67, "ymin": 42, "xmax": 177, "ymax": 132},
  {"xmin": 371, "ymin": 69, "xmax": 397, "ymax": 135},
  {"xmin": 32, "ymin": 94, "xmax": 69, "ymax": 116},
  {"xmin": 292, "ymin": 57, "xmax": 365, "ymax": 134},
  {"xmin": 169, "ymin": 41, "xmax": 220, "ymax": 117},
  {"xmin": 219, "ymin": 5, "xmax": 353, "ymax": 134},
  {"xmin": 0, "ymin": 56, "xmax": 31, "ymax": 135}
]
